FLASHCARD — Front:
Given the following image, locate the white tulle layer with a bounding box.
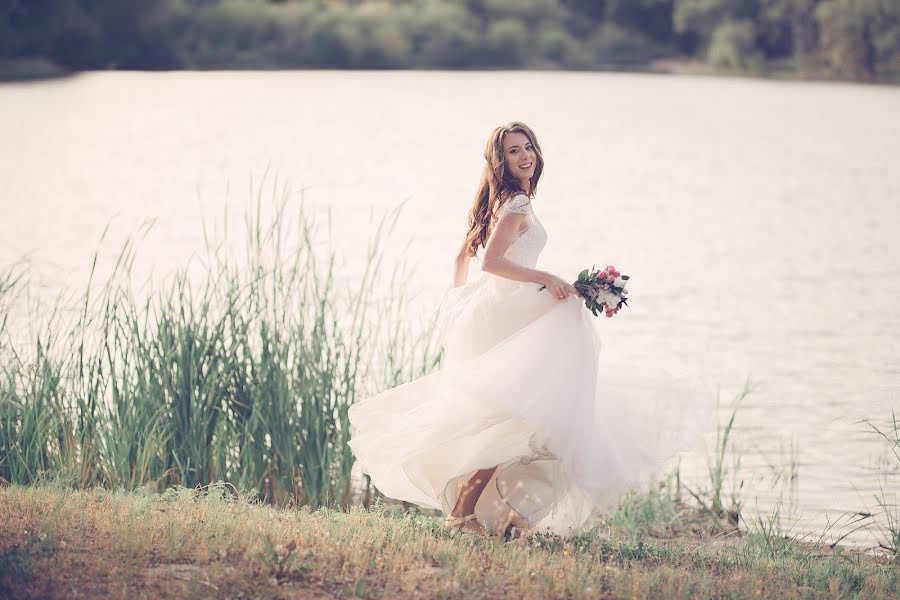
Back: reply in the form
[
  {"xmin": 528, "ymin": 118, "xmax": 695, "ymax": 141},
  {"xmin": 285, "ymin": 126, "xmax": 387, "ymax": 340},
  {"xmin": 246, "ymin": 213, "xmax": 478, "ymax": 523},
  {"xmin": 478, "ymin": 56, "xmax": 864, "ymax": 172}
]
[{"xmin": 348, "ymin": 275, "xmax": 718, "ymax": 537}]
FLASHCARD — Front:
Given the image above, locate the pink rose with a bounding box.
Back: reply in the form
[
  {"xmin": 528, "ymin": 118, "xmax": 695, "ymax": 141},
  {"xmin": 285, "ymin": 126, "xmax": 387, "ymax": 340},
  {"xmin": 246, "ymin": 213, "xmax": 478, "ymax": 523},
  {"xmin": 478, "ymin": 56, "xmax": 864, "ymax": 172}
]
[{"xmin": 598, "ymin": 272, "xmax": 607, "ymax": 280}]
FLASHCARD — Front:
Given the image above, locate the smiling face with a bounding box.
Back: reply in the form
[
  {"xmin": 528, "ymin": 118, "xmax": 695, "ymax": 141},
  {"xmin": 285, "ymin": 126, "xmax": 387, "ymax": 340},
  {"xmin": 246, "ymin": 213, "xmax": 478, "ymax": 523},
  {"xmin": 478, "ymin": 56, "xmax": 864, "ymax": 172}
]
[
  {"xmin": 464, "ymin": 122, "xmax": 544, "ymax": 257},
  {"xmin": 502, "ymin": 131, "xmax": 537, "ymax": 192}
]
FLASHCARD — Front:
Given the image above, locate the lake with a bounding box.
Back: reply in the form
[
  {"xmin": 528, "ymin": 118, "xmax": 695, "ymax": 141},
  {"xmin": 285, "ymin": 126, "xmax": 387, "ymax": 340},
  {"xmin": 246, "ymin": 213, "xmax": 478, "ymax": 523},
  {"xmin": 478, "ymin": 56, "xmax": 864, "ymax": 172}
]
[{"xmin": 1, "ymin": 70, "xmax": 898, "ymax": 550}]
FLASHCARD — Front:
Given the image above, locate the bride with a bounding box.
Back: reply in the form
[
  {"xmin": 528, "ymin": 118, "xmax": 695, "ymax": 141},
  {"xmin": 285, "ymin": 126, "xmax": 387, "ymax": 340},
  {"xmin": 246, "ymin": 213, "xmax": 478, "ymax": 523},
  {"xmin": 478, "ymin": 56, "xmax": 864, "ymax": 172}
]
[{"xmin": 348, "ymin": 121, "xmax": 711, "ymax": 539}]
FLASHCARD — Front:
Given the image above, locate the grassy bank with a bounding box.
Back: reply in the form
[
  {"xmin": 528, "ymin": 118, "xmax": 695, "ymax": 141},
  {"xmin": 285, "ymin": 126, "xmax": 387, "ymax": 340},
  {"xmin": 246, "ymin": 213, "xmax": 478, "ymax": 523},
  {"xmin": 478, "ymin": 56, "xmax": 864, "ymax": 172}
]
[
  {"xmin": 2, "ymin": 178, "xmax": 899, "ymax": 598},
  {"xmin": 1, "ymin": 481, "xmax": 897, "ymax": 600}
]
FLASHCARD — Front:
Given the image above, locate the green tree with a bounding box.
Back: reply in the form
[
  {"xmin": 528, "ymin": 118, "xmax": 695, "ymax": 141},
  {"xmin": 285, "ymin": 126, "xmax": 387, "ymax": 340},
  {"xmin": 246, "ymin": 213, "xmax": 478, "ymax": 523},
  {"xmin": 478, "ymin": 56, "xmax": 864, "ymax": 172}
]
[
  {"xmin": 338, "ymin": 1, "xmax": 413, "ymax": 68},
  {"xmin": 481, "ymin": 0, "xmax": 569, "ymax": 29},
  {"xmin": 409, "ymin": 0, "xmax": 483, "ymax": 68},
  {"xmin": 534, "ymin": 23, "xmax": 591, "ymax": 67},
  {"xmin": 187, "ymin": 0, "xmax": 277, "ymax": 67},
  {"xmin": 4, "ymin": 0, "xmax": 899, "ymax": 81},
  {"xmin": 673, "ymin": 0, "xmax": 760, "ymax": 46},
  {"xmin": 484, "ymin": 16, "xmax": 530, "ymax": 66},
  {"xmin": 816, "ymin": 0, "xmax": 900, "ymax": 80},
  {"xmin": 605, "ymin": 0, "xmax": 676, "ymax": 44},
  {"xmin": 559, "ymin": 0, "xmax": 607, "ymax": 37},
  {"xmin": 590, "ymin": 23, "xmax": 660, "ymax": 66},
  {"xmin": 757, "ymin": 0, "xmax": 819, "ymax": 68},
  {"xmin": 1, "ymin": 0, "xmax": 103, "ymax": 66},
  {"xmin": 673, "ymin": 0, "xmax": 766, "ymax": 66},
  {"xmin": 707, "ymin": 19, "xmax": 761, "ymax": 70}
]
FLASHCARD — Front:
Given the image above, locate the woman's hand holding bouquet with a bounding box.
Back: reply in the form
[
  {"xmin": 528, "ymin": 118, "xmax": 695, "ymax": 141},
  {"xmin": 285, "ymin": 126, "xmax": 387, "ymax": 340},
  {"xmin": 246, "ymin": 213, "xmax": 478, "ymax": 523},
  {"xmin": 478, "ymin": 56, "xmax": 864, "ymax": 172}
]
[{"xmin": 540, "ymin": 264, "xmax": 629, "ymax": 318}]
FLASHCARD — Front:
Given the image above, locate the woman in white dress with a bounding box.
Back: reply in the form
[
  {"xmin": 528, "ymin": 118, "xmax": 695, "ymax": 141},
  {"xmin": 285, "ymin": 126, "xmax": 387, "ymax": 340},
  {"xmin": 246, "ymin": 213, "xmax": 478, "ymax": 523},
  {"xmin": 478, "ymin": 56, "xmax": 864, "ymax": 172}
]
[{"xmin": 348, "ymin": 121, "xmax": 711, "ymax": 539}]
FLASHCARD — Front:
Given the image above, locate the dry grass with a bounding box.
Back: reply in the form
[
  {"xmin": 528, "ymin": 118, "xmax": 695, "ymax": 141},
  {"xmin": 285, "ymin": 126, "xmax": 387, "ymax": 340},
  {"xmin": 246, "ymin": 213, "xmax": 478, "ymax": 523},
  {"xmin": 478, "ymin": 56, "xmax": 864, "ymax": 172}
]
[{"xmin": 1, "ymin": 483, "xmax": 897, "ymax": 600}]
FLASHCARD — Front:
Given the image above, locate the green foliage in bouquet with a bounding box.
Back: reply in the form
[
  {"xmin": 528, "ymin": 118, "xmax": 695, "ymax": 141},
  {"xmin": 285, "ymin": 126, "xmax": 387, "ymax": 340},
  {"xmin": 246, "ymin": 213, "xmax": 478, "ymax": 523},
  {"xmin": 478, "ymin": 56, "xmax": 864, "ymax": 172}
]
[{"xmin": 574, "ymin": 266, "xmax": 629, "ymax": 318}]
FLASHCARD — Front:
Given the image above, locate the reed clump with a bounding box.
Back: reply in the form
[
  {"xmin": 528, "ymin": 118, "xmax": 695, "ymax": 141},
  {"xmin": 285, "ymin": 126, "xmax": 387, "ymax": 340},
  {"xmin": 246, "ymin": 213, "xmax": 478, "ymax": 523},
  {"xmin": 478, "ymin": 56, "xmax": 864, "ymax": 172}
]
[{"xmin": 0, "ymin": 177, "xmax": 440, "ymax": 509}]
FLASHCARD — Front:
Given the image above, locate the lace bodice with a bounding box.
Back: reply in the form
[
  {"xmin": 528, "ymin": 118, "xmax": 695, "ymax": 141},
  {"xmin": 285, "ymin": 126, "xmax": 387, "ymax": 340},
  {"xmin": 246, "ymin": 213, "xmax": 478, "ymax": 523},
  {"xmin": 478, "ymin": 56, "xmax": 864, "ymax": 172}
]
[
  {"xmin": 496, "ymin": 193, "xmax": 547, "ymax": 269},
  {"xmin": 434, "ymin": 192, "xmax": 548, "ymax": 356}
]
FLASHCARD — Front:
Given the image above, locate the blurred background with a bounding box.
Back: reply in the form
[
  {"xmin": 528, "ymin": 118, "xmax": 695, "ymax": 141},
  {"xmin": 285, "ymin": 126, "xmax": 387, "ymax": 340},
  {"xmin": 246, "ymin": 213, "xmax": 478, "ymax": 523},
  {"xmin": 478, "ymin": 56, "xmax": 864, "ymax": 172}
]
[
  {"xmin": 1, "ymin": 0, "xmax": 898, "ymax": 555},
  {"xmin": 2, "ymin": 0, "xmax": 899, "ymax": 82}
]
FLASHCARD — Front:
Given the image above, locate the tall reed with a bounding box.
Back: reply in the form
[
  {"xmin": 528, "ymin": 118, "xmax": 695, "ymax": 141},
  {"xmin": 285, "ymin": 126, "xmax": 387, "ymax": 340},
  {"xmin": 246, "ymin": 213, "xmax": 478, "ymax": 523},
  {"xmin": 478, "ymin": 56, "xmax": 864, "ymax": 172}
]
[
  {"xmin": 858, "ymin": 409, "xmax": 900, "ymax": 559},
  {"xmin": 0, "ymin": 174, "xmax": 441, "ymax": 509},
  {"xmin": 682, "ymin": 379, "xmax": 755, "ymax": 526}
]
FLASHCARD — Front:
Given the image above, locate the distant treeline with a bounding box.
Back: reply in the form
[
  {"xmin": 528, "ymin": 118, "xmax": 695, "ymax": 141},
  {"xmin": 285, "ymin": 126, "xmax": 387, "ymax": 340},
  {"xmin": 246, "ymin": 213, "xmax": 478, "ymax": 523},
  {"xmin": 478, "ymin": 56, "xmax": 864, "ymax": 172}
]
[{"xmin": 2, "ymin": 0, "xmax": 899, "ymax": 81}]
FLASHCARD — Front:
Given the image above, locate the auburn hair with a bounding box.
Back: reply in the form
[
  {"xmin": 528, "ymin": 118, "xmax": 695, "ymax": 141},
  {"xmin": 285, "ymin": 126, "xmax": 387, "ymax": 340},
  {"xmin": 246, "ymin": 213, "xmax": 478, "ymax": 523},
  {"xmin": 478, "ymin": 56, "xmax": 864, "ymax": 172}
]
[{"xmin": 462, "ymin": 121, "xmax": 544, "ymax": 258}]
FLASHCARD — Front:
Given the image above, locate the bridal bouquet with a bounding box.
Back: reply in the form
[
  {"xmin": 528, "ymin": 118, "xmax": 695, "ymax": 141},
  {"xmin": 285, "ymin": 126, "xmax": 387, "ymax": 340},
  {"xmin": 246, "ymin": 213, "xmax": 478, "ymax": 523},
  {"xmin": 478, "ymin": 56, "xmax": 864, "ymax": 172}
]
[{"xmin": 542, "ymin": 264, "xmax": 629, "ymax": 318}]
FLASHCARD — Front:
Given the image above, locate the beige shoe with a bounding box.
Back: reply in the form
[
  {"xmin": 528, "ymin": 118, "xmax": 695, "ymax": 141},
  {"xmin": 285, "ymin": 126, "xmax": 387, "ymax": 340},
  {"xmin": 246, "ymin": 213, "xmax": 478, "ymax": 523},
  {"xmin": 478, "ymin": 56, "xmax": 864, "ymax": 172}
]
[{"xmin": 443, "ymin": 513, "xmax": 477, "ymax": 534}]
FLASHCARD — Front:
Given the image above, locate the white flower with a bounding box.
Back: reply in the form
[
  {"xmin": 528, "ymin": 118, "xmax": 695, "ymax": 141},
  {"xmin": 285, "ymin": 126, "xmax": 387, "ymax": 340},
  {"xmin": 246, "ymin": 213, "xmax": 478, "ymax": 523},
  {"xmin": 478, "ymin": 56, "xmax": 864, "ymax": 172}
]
[{"xmin": 613, "ymin": 277, "xmax": 625, "ymax": 288}]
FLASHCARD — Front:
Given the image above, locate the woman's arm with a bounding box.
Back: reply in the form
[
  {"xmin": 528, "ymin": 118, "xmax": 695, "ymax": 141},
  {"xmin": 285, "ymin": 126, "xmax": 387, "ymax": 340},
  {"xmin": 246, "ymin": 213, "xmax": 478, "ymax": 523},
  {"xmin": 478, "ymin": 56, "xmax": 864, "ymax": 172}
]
[
  {"xmin": 452, "ymin": 240, "xmax": 470, "ymax": 288},
  {"xmin": 481, "ymin": 213, "xmax": 541, "ymax": 283},
  {"xmin": 481, "ymin": 213, "xmax": 578, "ymax": 300}
]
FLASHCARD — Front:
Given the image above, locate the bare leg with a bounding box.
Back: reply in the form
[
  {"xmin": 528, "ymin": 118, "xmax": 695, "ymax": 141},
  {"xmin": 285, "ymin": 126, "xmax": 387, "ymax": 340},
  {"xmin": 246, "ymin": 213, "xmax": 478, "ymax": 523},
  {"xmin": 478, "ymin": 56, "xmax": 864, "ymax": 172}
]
[{"xmin": 450, "ymin": 466, "xmax": 497, "ymax": 533}]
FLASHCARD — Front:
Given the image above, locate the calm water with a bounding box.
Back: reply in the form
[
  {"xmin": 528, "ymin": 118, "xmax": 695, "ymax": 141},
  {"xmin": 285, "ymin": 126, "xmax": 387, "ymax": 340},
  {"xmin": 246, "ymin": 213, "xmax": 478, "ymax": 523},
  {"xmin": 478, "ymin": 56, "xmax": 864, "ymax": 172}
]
[{"xmin": 1, "ymin": 71, "xmax": 898, "ymax": 550}]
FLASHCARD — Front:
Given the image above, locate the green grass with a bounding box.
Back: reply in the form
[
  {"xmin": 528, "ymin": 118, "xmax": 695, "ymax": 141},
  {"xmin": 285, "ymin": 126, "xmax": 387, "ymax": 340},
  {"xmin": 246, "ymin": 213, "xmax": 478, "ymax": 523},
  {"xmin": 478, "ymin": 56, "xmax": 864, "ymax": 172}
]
[{"xmin": 0, "ymin": 482, "xmax": 896, "ymax": 599}]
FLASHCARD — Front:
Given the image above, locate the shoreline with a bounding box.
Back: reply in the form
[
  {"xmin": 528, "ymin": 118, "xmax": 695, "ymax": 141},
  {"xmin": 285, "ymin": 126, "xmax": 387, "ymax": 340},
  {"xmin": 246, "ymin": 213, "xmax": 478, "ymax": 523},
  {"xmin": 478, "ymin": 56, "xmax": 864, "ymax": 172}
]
[{"xmin": 3, "ymin": 56, "xmax": 898, "ymax": 86}]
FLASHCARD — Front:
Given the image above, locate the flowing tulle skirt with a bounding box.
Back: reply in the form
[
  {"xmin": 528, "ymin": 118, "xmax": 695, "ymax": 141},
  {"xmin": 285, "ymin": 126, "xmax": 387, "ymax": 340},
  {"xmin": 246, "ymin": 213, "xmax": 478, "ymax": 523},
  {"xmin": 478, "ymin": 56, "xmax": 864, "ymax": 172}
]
[{"xmin": 348, "ymin": 274, "xmax": 716, "ymax": 537}]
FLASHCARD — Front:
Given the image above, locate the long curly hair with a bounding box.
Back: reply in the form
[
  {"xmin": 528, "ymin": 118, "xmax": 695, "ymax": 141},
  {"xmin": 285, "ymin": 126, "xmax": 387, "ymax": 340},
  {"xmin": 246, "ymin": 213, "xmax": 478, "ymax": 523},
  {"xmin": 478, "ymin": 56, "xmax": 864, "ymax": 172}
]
[{"xmin": 462, "ymin": 121, "xmax": 544, "ymax": 259}]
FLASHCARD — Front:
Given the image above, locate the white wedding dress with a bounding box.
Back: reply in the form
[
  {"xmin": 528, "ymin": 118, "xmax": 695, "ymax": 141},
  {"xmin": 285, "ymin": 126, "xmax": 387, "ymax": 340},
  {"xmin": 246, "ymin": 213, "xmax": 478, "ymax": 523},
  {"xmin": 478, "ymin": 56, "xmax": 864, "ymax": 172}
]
[{"xmin": 348, "ymin": 193, "xmax": 714, "ymax": 537}]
